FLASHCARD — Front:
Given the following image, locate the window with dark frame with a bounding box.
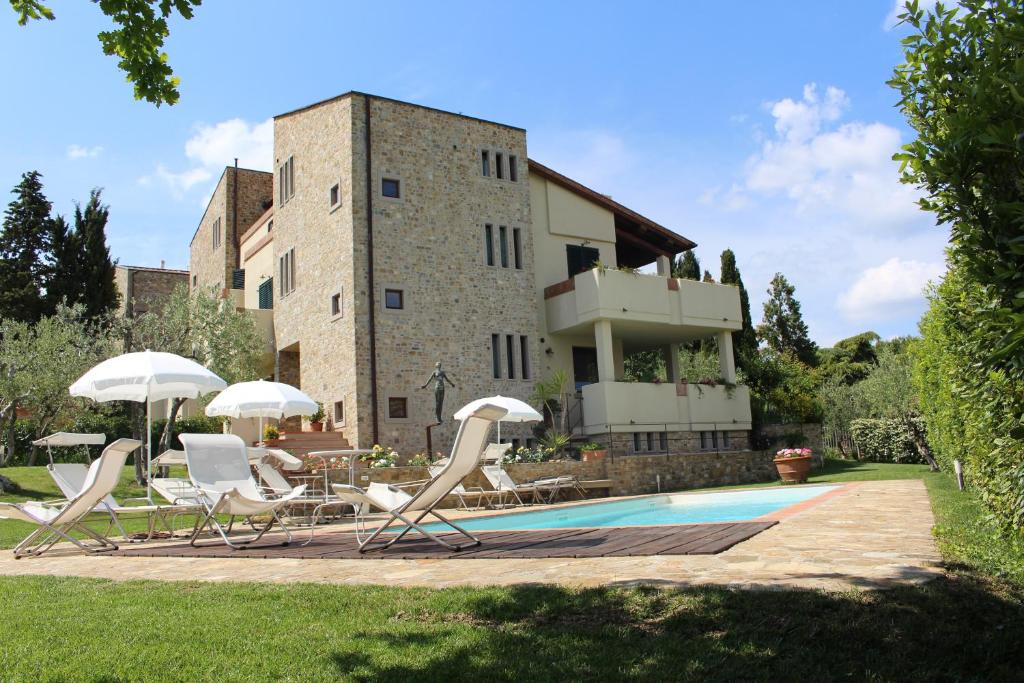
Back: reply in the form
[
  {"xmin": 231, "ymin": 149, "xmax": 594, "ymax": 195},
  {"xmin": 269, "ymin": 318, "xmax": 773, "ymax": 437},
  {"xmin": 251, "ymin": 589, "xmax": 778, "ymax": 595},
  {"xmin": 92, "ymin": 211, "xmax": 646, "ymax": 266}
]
[
  {"xmin": 520, "ymin": 336, "xmax": 530, "ymax": 380},
  {"xmin": 481, "ymin": 150, "xmax": 490, "ymax": 177},
  {"xmin": 660, "ymin": 432, "xmax": 669, "ymax": 451},
  {"xmin": 509, "ymin": 155, "xmax": 518, "ymax": 182},
  {"xmin": 491, "ymin": 334, "xmax": 501, "ymax": 379},
  {"xmin": 334, "ymin": 400, "xmax": 344, "ymax": 424},
  {"xmin": 329, "ymin": 183, "xmax": 341, "ymax": 208},
  {"xmin": 495, "ymin": 152, "xmax": 504, "ymax": 179},
  {"xmin": 331, "ymin": 292, "xmax": 342, "ymax": 317},
  {"xmin": 258, "ymin": 278, "xmax": 273, "ymax": 310},
  {"xmin": 633, "ymin": 433, "xmax": 642, "ymax": 452},
  {"xmin": 191, "ymin": 274, "xmax": 197, "ymax": 287},
  {"xmin": 387, "ymin": 397, "xmax": 408, "ymax": 419},
  {"xmin": 506, "ymin": 334, "xmax": 515, "ymax": 379},
  {"xmin": 382, "ymin": 178, "xmax": 400, "ymax": 198},
  {"xmin": 721, "ymin": 431, "xmax": 730, "ymax": 449},
  {"xmin": 279, "ymin": 157, "xmax": 295, "ymax": 205},
  {"xmin": 512, "ymin": 227, "xmax": 522, "ymax": 269},
  {"xmin": 212, "ymin": 217, "xmax": 221, "ymax": 249},
  {"xmin": 566, "ymin": 244, "xmax": 601, "ymax": 277},
  {"xmin": 647, "ymin": 432, "xmax": 655, "ymax": 451},
  {"xmin": 278, "ymin": 248, "xmax": 296, "ymax": 297},
  {"xmin": 484, "ymin": 224, "xmax": 495, "ymax": 266},
  {"xmin": 499, "ymin": 225, "xmax": 509, "ymax": 268},
  {"xmin": 384, "ymin": 288, "xmax": 403, "ymax": 310}
]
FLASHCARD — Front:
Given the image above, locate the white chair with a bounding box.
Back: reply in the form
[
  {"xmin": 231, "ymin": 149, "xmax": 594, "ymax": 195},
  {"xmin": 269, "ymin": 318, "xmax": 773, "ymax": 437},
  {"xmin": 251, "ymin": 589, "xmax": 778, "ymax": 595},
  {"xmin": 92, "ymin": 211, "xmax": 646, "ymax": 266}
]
[
  {"xmin": 425, "ymin": 464, "xmax": 502, "ymax": 511},
  {"xmin": 332, "ymin": 403, "xmax": 507, "ymax": 552},
  {"xmin": 1, "ymin": 439, "xmax": 142, "ymax": 558},
  {"xmin": 179, "ymin": 433, "xmax": 307, "ymax": 549},
  {"xmin": 480, "ymin": 465, "xmax": 576, "ymax": 505},
  {"xmin": 480, "ymin": 442, "xmax": 512, "ymax": 464},
  {"xmin": 47, "ymin": 463, "xmax": 201, "ymax": 540}
]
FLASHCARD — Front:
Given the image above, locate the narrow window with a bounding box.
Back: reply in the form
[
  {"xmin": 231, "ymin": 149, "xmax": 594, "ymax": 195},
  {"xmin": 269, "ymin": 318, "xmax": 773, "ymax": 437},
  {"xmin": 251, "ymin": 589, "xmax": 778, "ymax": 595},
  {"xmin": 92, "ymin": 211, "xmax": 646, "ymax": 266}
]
[
  {"xmin": 334, "ymin": 400, "xmax": 345, "ymax": 424},
  {"xmin": 495, "ymin": 152, "xmax": 504, "ymax": 179},
  {"xmin": 700, "ymin": 431, "xmax": 709, "ymax": 450},
  {"xmin": 512, "ymin": 228, "xmax": 522, "ymax": 269},
  {"xmin": 278, "ymin": 255, "xmax": 286, "ymax": 296},
  {"xmin": 491, "ymin": 334, "xmax": 501, "ymax": 379},
  {"xmin": 647, "ymin": 433, "xmax": 655, "ymax": 451},
  {"xmin": 633, "ymin": 433, "xmax": 642, "ymax": 452},
  {"xmin": 279, "ymin": 164, "xmax": 285, "ymax": 205},
  {"xmin": 721, "ymin": 431, "xmax": 730, "ymax": 449},
  {"xmin": 388, "ymin": 397, "xmax": 408, "ymax": 419},
  {"xmin": 287, "ymin": 156, "xmax": 295, "ymax": 199},
  {"xmin": 384, "ymin": 288, "xmax": 403, "ymax": 309},
  {"xmin": 506, "ymin": 334, "xmax": 515, "ymax": 379},
  {"xmin": 289, "ymin": 248, "xmax": 296, "ymax": 292},
  {"xmin": 499, "ymin": 225, "xmax": 509, "ymax": 268},
  {"xmin": 508, "ymin": 155, "xmax": 518, "ymax": 182},
  {"xmin": 331, "ymin": 292, "xmax": 342, "ymax": 317},
  {"xmin": 484, "ymin": 224, "xmax": 494, "ymax": 266},
  {"xmin": 212, "ymin": 217, "xmax": 221, "ymax": 249},
  {"xmin": 659, "ymin": 432, "xmax": 668, "ymax": 451},
  {"xmin": 519, "ymin": 336, "xmax": 530, "ymax": 380},
  {"xmin": 382, "ymin": 178, "xmax": 400, "ymax": 198},
  {"xmin": 267, "ymin": 219, "xmax": 273, "ymax": 232},
  {"xmin": 329, "ymin": 183, "xmax": 341, "ymax": 209},
  {"xmin": 191, "ymin": 274, "xmax": 197, "ymax": 288},
  {"xmin": 511, "ymin": 438, "xmax": 521, "ymax": 451},
  {"xmin": 712, "ymin": 431, "xmax": 719, "ymax": 449},
  {"xmin": 481, "ymin": 150, "xmax": 490, "ymax": 177}
]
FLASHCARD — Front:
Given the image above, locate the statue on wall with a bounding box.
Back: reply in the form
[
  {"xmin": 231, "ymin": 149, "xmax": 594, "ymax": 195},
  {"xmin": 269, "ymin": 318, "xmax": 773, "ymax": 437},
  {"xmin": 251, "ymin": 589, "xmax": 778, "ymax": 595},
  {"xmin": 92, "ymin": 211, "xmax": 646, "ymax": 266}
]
[{"xmin": 421, "ymin": 361, "xmax": 457, "ymax": 425}]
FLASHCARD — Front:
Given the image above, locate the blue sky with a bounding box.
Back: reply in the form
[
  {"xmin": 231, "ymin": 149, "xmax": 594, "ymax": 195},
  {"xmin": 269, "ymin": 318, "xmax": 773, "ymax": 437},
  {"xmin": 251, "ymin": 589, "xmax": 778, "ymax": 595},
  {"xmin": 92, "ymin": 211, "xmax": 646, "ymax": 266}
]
[{"xmin": 0, "ymin": 0, "xmax": 946, "ymax": 346}]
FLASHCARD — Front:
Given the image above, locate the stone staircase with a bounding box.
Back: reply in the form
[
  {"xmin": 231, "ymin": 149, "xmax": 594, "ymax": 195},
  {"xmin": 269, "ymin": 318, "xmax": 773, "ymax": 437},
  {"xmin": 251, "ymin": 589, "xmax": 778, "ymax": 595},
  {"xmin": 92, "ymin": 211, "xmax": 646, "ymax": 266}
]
[{"xmin": 270, "ymin": 430, "xmax": 352, "ymax": 458}]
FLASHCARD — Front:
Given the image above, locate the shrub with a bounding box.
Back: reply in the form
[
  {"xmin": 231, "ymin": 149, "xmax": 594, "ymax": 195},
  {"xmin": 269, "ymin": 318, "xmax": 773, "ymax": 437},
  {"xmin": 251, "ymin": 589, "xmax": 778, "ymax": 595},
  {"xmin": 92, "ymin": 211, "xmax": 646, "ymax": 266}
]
[
  {"xmin": 849, "ymin": 418, "xmax": 924, "ymax": 464},
  {"xmin": 263, "ymin": 424, "xmax": 280, "ymax": 441},
  {"xmin": 408, "ymin": 453, "xmax": 430, "ymax": 467},
  {"xmin": 150, "ymin": 415, "xmax": 223, "ymax": 451}
]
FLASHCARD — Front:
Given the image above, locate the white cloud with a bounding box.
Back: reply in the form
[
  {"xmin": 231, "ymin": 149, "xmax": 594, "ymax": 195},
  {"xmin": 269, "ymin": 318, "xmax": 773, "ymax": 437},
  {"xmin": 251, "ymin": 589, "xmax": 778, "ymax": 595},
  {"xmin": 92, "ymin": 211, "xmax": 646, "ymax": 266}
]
[
  {"xmin": 527, "ymin": 129, "xmax": 633, "ymax": 193},
  {"xmin": 140, "ymin": 117, "xmax": 272, "ymax": 200},
  {"xmin": 735, "ymin": 84, "xmax": 924, "ymax": 228},
  {"xmin": 67, "ymin": 144, "xmax": 103, "ymax": 160},
  {"xmin": 837, "ymin": 257, "xmax": 945, "ymax": 323},
  {"xmin": 884, "ymin": 0, "xmax": 937, "ymax": 30}
]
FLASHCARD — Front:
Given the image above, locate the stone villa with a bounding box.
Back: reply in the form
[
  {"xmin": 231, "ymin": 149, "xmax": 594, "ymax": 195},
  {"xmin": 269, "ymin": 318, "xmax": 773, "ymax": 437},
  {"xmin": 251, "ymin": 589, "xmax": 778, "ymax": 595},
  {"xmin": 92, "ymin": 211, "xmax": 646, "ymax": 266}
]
[{"xmin": 187, "ymin": 92, "xmax": 751, "ymax": 457}]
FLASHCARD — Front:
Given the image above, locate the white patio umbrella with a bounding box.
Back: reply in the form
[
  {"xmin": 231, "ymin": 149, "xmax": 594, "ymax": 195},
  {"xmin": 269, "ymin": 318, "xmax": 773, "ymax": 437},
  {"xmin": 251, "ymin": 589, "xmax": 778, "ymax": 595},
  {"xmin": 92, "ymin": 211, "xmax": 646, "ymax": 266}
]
[
  {"xmin": 204, "ymin": 379, "xmax": 318, "ymax": 445},
  {"xmin": 454, "ymin": 395, "xmax": 542, "ymax": 444},
  {"xmin": 69, "ymin": 350, "xmax": 227, "ymax": 499}
]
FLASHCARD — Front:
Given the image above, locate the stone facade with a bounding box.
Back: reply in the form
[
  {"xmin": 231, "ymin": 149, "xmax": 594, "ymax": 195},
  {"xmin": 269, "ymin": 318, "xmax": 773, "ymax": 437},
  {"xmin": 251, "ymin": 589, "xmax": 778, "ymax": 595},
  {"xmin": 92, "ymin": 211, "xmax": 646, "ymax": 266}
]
[
  {"xmin": 113, "ymin": 265, "xmax": 189, "ymax": 317},
  {"xmin": 189, "ymin": 167, "xmax": 272, "ymax": 295},
  {"xmin": 271, "ymin": 94, "xmax": 537, "ymax": 456},
  {"xmin": 587, "ymin": 429, "xmax": 751, "ymax": 457}
]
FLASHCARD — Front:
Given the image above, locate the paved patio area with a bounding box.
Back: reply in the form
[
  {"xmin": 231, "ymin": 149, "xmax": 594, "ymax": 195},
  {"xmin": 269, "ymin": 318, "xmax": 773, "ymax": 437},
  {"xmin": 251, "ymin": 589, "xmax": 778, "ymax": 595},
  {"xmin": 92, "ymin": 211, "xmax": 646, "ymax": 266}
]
[{"xmin": 0, "ymin": 480, "xmax": 943, "ymax": 591}]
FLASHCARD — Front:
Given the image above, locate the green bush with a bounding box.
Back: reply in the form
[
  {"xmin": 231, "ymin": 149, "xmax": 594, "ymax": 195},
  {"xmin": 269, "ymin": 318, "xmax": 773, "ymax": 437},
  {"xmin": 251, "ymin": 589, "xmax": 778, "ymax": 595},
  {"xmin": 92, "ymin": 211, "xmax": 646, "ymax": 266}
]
[
  {"xmin": 849, "ymin": 418, "xmax": 924, "ymax": 464},
  {"xmin": 150, "ymin": 415, "xmax": 224, "ymax": 451}
]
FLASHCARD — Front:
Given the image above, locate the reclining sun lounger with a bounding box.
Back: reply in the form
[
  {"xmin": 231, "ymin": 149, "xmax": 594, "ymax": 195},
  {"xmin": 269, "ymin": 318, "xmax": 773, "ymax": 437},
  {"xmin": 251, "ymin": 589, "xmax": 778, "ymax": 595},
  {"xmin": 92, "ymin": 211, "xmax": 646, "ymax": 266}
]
[
  {"xmin": 480, "ymin": 465, "xmax": 578, "ymax": 505},
  {"xmin": 331, "ymin": 403, "xmax": 507, "ymax": 552},
  {"xmin": 47, "ymin": 462, "xmax": 201, "ymax": 540},
  {"xmin": 0, "ymin": 439, "xmax": 142, "ymax": 558},
  {"xmin": 180, "ymin": 433, "xmax": 307, "ymax": 549}
]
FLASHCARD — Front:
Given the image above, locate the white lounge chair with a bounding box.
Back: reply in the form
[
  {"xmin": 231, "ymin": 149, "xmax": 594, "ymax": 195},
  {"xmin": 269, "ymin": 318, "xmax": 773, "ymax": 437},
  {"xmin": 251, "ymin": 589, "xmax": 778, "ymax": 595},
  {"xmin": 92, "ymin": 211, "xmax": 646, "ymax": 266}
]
[
  {"xmin": 0, "ymin": 439, "xmax": 142, "ymax": 558},
  {"xmin": 180, "ymin": 433, "xmax": 307, "ymax": 549},
  {"xmin": 480, "ymin": 442, "xmax": 512, "ymax": 464},
  {"xmin": 332, "ymin": 403, "xmax": 507, "ymax": 552},
  {"xmin": 480, "ymin": 465, "xmax": 577, "ymax": 505},
  {"xmin": 47, "ymin": 463, "xmax": 200, "ymax": 540}
]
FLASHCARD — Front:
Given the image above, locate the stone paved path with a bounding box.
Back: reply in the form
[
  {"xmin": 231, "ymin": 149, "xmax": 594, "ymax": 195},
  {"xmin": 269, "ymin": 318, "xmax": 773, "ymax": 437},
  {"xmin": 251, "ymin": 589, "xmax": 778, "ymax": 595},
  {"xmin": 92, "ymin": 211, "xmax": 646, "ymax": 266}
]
[{"xmin": 0, "ymin": 480, "xmax": 942, "ymax": 591}]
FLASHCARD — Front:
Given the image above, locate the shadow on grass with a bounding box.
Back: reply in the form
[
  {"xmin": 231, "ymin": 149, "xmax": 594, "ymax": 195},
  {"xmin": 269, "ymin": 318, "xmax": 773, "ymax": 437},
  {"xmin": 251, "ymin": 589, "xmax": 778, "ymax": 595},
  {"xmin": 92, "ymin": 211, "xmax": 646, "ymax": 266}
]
[{"xmin": 328, "ymin": 576, "xmax": 1023, "ymax": 682}]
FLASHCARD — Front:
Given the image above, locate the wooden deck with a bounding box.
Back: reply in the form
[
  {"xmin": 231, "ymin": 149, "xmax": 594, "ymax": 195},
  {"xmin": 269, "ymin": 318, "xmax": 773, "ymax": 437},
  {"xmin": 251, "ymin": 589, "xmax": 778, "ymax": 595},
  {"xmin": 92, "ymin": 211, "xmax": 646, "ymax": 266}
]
[{"xmin": 113, "ymin": 521, "xmax": 776, "ymax": 560}]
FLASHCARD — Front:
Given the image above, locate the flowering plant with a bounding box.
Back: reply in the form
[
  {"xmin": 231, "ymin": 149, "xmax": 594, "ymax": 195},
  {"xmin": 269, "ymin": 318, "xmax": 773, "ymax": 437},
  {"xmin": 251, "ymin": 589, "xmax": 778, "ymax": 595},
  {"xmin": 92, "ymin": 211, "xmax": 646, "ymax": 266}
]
[
  {"xmin": 775, "ymin": 447, "xmax": 812, "ymax": 459},
  {"xmin": 359, "ymin": 444, "xmax": 398, "ymax": 468},
  {"xmin": 408, "ymin": 453, "xmax": 431, "ymax": 467},
  {"xmin": 503, "ymin": 446, "xmax": 555, "ymax": 464},
  {"xmin": 302, "ymin": 454, "xmax": 349, "ymax": 473}
]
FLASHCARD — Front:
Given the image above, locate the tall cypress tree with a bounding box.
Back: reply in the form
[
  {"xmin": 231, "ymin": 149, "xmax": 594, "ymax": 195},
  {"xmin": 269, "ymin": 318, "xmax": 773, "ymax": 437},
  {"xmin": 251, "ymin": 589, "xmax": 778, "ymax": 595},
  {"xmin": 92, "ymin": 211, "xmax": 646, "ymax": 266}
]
[
  {"xmin": 720, "ymin": 249, "xmax": 758, "ymax": 362},
  {"xmin": 757, "ymin": 272, "xmax": 818, "ymax": 366},
  {"xmin": 46, "ymin": 215, "xmax": 83, "ymax": 312},
  {"xmin": 74, "ymin": 189, "xmax": 118, "ymax": 320},
  {"xmin": 0, "ymin": 171, "xmax": 52, "ymax": 322},
  {"xmin": 673, "ymin": 250, "xmax": 701, "ymax": 280}
]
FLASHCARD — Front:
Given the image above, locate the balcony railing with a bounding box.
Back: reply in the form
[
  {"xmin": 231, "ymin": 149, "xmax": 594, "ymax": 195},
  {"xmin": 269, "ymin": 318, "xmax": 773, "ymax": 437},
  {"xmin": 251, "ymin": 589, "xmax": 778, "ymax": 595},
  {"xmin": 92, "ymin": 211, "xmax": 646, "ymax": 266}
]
[{"xmin": 578, "ymin": 381, "xmax": 751, "ymax": 435}]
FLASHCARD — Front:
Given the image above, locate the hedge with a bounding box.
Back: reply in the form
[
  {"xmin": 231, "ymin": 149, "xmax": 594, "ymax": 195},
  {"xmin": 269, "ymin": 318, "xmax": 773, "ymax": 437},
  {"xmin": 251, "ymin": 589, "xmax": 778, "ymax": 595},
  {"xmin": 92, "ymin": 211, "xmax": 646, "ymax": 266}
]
[{"xmin": 849, "ymin": 418, "xmax": 925, "ymax": 464}]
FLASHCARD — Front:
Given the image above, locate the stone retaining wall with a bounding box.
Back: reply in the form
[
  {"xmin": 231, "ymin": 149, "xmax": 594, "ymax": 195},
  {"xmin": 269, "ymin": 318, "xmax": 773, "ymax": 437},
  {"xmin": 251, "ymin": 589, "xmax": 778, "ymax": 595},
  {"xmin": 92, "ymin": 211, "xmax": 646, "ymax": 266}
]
[{"xmin": 300, "ymin": 449, "xmax": 778, "ymax": 507}]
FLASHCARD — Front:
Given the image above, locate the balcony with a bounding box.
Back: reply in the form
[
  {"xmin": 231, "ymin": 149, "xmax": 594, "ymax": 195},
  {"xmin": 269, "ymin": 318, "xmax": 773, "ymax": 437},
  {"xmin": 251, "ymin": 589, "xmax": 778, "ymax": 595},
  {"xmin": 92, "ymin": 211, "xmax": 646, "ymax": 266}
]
[
  {"xmin": 545, "ymin": 269, "xmax": 742, "ymax": 337},
  {"xmin": 579, "ymin": 381, "xmax": 752, "ymax": 435}
]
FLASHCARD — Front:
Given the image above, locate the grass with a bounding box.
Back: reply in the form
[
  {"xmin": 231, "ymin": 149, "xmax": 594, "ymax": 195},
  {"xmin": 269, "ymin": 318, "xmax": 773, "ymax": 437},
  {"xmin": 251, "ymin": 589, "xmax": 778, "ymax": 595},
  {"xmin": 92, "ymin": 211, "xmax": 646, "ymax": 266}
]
[{"xmin": 1, "ymin": 459, "xmax": 1023, "ymax": 680}]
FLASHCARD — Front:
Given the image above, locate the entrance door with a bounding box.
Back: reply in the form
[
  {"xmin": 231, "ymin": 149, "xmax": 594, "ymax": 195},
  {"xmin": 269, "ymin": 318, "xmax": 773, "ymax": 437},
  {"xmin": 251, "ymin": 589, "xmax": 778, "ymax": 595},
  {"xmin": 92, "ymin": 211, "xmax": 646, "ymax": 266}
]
[{"xmin": 572, "ymin": 346, "xmax": 599, "ymax": 391}]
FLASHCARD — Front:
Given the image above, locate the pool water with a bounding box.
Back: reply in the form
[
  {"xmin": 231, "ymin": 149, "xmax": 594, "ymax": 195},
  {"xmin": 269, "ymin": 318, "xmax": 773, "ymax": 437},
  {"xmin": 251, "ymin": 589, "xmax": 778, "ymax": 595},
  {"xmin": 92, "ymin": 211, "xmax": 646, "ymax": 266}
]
[{"xmin": 430, "ymin": 485, "xmax": 839, "ymax": 531}]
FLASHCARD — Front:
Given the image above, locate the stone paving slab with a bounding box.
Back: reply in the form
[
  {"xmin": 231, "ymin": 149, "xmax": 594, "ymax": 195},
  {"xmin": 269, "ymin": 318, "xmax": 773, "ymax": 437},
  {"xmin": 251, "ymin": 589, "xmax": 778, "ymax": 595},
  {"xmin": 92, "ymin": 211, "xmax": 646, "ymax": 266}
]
[{"xmin": 0, "ymin": 480, "xmax": 944, "ymax": 591}]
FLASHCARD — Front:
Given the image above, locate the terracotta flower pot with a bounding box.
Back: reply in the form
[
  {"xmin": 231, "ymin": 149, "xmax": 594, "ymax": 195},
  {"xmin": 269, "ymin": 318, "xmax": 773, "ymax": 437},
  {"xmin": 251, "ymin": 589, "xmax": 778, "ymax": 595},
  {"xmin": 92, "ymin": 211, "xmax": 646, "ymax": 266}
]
[
  {"xmin": 581, "ymin": 449, "xmax": 607, "ymax": 462},
  {"xmin": 310, "ymin": 422, "xmax": 324, "ymax": 432},
  {"xmin": 774, "ymin": 454, "xmax": 812, "ymax": 483}
]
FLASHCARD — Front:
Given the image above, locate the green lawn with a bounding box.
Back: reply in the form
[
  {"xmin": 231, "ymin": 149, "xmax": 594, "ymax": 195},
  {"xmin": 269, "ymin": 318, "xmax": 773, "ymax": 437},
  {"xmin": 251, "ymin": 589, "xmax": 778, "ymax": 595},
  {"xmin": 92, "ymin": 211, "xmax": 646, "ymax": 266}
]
[{"xmin": 0, "ymin": 459, "xmax": 1022, "ymax": 681}]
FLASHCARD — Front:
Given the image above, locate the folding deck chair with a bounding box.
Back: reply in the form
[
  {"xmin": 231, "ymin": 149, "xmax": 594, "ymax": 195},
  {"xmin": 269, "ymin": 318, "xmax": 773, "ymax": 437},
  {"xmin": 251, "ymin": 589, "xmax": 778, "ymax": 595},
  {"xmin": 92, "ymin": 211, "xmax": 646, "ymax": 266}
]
[
  {"xmin": 0, "ymin": 439, "xmax": 142, "ymax": 558},
  {"xmin": 331, "ymin": 403, "xmax": 507, "ymax": 553},
  {"xmin": 180, "ymin": 433, "xmax": 307, "ymax": 549}
]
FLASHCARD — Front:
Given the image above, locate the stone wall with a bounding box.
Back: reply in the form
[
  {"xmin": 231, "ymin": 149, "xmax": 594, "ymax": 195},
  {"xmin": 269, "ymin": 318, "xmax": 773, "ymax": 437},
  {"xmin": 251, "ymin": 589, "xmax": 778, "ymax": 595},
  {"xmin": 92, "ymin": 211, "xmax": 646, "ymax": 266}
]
[
  {"xmin": 588, "ymin": 429, "xmax": 751, "ymax": 457},
  {"xmin": 300, "ymin": 449, "xmax": 777, "ymax": 507},
  {"xmin": 114, "ymin": 265, "xmax": 188, "ymax": 317}
]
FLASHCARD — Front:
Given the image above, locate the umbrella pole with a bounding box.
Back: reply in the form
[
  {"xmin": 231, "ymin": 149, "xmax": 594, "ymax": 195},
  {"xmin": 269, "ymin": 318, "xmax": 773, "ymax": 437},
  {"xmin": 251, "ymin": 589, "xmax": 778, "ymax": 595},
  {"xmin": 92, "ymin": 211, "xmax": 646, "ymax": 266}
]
[
  {"xmin": 259, "ymin": 415, "xmax": 264, "ymax": 447},
  {"xmin": 146, "ymin": 399, "xmax": 153, "ymax": 502}
]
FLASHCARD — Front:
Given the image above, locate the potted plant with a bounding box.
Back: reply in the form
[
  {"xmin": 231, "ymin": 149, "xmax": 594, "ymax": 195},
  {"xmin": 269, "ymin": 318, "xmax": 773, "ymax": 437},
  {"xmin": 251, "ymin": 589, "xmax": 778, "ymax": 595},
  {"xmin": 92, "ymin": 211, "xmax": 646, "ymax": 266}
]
[
  {"xmin": 579, "ymin": 441, "xmax": 607, "ymax": 462},
  {"xmin": 309, "ymin": 402, "xmax": 325, "ymax": 432},
  {"xmin": 263, "ymin": 424, "xmax": 280, "ymax": 446},
  {"xmin": 774, "ymin": 447, "xmax": 813, "ymax": 483}
]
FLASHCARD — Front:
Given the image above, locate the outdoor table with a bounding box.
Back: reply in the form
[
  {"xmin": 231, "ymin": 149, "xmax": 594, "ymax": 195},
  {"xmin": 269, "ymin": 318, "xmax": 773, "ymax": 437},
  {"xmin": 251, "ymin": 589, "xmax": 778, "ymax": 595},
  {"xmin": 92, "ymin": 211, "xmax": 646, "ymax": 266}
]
[{"xmin": 303, "ymin": 449, "xmax": 375, "ymax": 546}]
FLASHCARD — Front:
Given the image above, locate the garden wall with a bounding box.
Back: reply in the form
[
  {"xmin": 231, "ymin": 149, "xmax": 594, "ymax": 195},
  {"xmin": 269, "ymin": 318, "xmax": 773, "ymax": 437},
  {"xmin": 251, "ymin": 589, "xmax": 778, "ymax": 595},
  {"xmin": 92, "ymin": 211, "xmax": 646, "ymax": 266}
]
[{"xmin": 307, "ymin": 449, "xmax": 777, "ymax": 508}]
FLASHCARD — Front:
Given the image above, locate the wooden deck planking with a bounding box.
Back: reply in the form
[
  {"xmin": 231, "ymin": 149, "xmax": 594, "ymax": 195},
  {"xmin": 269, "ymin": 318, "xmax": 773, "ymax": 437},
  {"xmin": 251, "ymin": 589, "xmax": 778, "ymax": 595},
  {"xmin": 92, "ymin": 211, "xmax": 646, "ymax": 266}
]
[{"xmin": 112, "ymin": 521, "xmax": 776, "ymax": 560}]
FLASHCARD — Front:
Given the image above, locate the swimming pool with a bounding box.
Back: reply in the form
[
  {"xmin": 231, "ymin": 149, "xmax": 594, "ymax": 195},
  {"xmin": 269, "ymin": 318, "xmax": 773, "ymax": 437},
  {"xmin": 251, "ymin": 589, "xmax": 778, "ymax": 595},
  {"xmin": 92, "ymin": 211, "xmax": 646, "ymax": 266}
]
[{"xmin": 430, "ymin": 485, "xmax": 839, "ymax": 531}]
